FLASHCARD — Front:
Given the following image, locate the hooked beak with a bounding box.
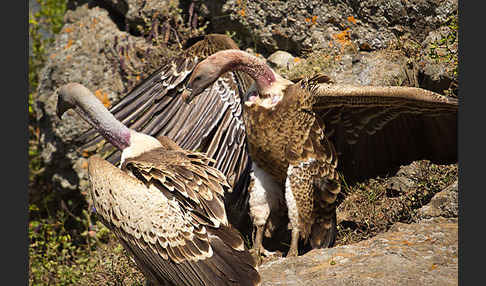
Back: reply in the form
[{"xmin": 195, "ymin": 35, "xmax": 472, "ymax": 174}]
[{"xmin": 56, "ymin": 88, "xmax": 70, "ymax": 119}]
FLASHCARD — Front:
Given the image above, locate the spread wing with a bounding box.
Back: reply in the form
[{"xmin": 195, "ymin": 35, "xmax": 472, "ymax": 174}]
[
  {"xmin": 78, "ymin": 49, "xmax": 254, "ymax": 231},
  {"xmin": 309, "ymin": 83, "xmax": 458, "ymax": 183},
  {"xmin": 88, "ymin": 153, "xmax": 260, "ymax": 286}
]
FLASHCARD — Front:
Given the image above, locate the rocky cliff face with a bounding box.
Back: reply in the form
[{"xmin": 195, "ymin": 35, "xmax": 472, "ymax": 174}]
[
  {"xmin": 205, "ymin": 0, "xmax": 457, "ymax": 54},
  {"xmin": 32, "ymin": 0, "xmax": 458, "ymax": 284}
]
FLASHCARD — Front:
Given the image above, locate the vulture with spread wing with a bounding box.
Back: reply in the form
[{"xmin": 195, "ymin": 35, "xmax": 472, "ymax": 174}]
[
  {"xmin": 78, "ymin": 34, "xmax": 255, "ymax": 234},
  {"xmin": 183, "ymin": 49, "xmax": 458, "ymax": 257},
  {"xmin": 57, "ymin": 82, "xmax": 260, "ymax": 286}
]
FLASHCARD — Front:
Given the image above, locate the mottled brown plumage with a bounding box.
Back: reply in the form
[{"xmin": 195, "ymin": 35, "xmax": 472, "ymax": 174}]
[
  {"xmin": 242, "ymin": 76, "xmax": 342, "ymax": 256},
  {"xmin": 57, "ymin": 82, "xmax": 260, "ymax": 286},
  {"xmin": 77, "ymin": 34, "xmax": 255, "ymax": 233},
  {"xmin": 184, "ymin": 49, "xmax": 457, "ymax": 258}
]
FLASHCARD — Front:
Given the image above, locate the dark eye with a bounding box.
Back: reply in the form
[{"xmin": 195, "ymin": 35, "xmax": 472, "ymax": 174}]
[{"xmin": 193, "ymin": 75, "xmax": 201, "ymax": 81}]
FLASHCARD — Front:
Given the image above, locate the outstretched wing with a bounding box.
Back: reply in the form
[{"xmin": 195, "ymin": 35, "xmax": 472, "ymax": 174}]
[
  {"xmin": 88, "ymin": 154, "xmax": 260, "ymax": 286},
  {"xmin": 77, "ymin": 36, "xmax": 254, "ymax": 231},
  {"xmin": 309, "ymin": 83, "xmax": 458, "ymax": 183},
  {"xmin": 78, "ymin": 33, "xmax": 252, "ymax": 188}
]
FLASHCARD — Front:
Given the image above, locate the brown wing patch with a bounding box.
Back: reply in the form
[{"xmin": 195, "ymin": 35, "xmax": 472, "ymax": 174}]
[
  {"xmin": 88, "ymin": 156, "xmax": 213, "ymax": 262},
  {"xmin": 88, "ymin": 155, "xmax": 260, "ymax": 286},
  {"xmin": 310, "ymin": 83, "xmax": 457, "ymax": 183},
  {"xmin": 122, "ymin": 147, "xmax": 230, "ymax": 227}
]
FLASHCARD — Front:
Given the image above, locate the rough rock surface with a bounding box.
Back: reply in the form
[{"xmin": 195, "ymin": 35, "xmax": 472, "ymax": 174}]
[
  {"xmin": 325, "ymin": 49, "xmax": 415, "ymax": 87},
  {"xmin": 201, "ymin": 0, "xmax": 457, "ymax": 94},
  {"xmin": 97, "ymin": 0, "xmax": 184, "ymax": 35},
  {"xmin": 267, "ymin": 50, "xmax": 297, "ymax": 70},
  {"xmin": 202, "ymin": 0, "xmax": 457, "ymax": 55},
  {"xmin": 259, "ymin": 217, "xmax": 458, "ymax": 286},
  {"xmin": 273, "ymin": 48, "xmax": 417, "ymax": 88},
  {"xmin": 417, "ymin": 25, "xmax": 458, "ymax": 94},
  {"xmin": 416, "ymin": 180, "xmax": 458, "ymax": 219},
  {"xmin": 33, "ymin": 3, "xmax": 175, "ymax": 193}
]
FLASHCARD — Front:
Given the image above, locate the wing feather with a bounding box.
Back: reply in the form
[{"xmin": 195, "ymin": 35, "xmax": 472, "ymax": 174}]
[
  {"xmin": 88, "ymin": 154, "xmax": 259, "ymax": 286},
  {"xmin": 77, "ymin": 40, "xmax": 253, "ymax": 232},
  {"xmin": 310, "ymin": 82, "xmax": 457, "ymax": 183}
]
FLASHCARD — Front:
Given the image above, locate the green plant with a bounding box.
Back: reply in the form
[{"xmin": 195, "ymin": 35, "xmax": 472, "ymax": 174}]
[
  {"xmin": 29, "ymin": 0, "xmax": 68, "ymax": 183},
  {"xmin": 28, "ymin": 1, "xmax": 98, "ymax": 284},
  {"xmin": 428, "ymin": 13, "xmax": 458, "ymax": 80},
  {"xmin": 29, "ymin": 210, "xmax": 98, "ymax": 285},
  {"xmin": 29, "ymin": 0, "xmax": 67, "ymax": 95}
]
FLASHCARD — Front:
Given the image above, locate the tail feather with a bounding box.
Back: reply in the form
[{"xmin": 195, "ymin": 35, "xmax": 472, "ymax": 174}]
[{"xmin": 206, "ymin": 225, "xmax": 261, "ymax": 286}]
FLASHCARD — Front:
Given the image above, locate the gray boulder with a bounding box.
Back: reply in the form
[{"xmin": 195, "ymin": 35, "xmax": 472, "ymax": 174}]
[
  {"xmin": 279, "ymin": 48, "xmax": 417, "ymax": 87},
  {"xmin": 267, "ymin": 50, "xmax": 297, "ymax": 71},
  {"xmin": 418, "ymin": 25, "xmax": 458, "ymax": 94},
  {"xmin": 259, "ymin": 217, "xmax": 458, "ymax": 286},
  {"xmin": 416, "ymin": 180, "xmax": 458, "ymax": 219}
]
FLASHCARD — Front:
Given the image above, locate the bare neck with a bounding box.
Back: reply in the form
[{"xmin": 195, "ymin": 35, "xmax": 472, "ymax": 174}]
[
  {"xmin": 64, "ymin": 84, "xmax": 131, "ymax": 150},
  {"xmin": 211, "ymin": 49, "xmax": 277, "ymax": 94}
]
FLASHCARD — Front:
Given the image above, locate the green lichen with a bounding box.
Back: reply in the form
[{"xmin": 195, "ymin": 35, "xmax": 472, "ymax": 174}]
[{"xmin": 428, "ymin": 13, "xmax": 458, "ymax": 79}]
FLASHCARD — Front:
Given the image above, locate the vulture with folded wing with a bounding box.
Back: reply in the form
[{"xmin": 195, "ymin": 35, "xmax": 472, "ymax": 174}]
[
  {"xmin": 78, "ymin": 34, "xmax": 255, "ymax": 234},
  {"xmin": 183, "ymin": 49, "xmax": 457, "ymax": 257},
  {"xmin": 56, "ymin": 82, "xmax": 260, "ymax": 286}
]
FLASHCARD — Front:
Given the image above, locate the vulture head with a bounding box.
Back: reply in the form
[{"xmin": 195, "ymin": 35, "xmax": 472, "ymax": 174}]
[
  {"xmin": 182, "ymin": 56, "xmax": 223, "ymax": 103},
  {"xmin": 183, "ymin": 49, "xmax": 290, "ymax": 106}
]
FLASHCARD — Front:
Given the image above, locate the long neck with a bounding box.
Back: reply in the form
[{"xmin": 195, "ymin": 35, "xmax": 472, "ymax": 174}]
[
  {"xmin": 68, "ymin": 86, "xmax": 131, "ymax": 150},
  {"xmin": 211, "ymin": 49, "xmax": 277, "ymax": 93}
]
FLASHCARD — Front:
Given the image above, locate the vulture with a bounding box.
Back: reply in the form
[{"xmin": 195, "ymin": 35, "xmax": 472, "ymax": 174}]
[
  {"xmin": 56, "ymin": 83, "xmax": 261, "ymax": 286},
  {"xmin": 183, "ymin": 49, "xmax": 458, "ymax": 257},
  {"xmin": 78, "ymin": 34, "xmax": 255, "ymax": 234}
]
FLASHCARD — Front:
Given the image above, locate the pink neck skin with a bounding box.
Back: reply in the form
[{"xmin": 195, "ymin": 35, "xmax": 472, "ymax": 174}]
[
  {"xmin": 209, "ymin": 50, "xmax": 277, "ymax": 96},
  {"xmin": 67, "ymin": 86, "xmax": 131, "ymax": 150}
]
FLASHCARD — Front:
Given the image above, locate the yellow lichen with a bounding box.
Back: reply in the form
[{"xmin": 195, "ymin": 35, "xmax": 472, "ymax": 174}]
[
  {"xmin": 65, "ymin": 39, "xmax": 73, "ymax": 49},
  {"xmin": 347, "ymin": 16, "xmax": 357, "ymax": 24},
  {"xmin": 94, "ymin": 89, "xmax": 111, "ymax": 108}
]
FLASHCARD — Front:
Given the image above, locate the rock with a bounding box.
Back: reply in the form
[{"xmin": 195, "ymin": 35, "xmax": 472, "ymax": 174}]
[
  {"xmin": 202, "ymin": 0, "xmax": 457, "ymax": 55},
  {"xmin": 95, "ymin": 0, "xmax": 180, "ymax": 31},
  {"xmin": 417, "ymin": 26, "xmax": 458, "ymax": 94},
  {"xmin": 33, "ymin": 3, "xmax": 175, "ymax": 194},
  {"xmin": 329, "ymin": 50, "xmax": 416, "ymax": 86},
  {"xmin": 385, "ymin": 164, "xmax": 419, "ymax": 197},
  {"xmin": 267, "ymin": 50, "xmax": 297, "ymax": 70},
  {"xmin": 281, "ymin": 49, "xmax": 417, "ymax": 87},
  {"xmin": 259, "ymin": 217, "xmax": 458, "ymax": 286},
  {"xmin": 416, "ymin": 180, "xmax": 458, "ymax": 219},
  {"xmin": 386, "ymin": 176, "xmax": 414, "ymax": 197}
]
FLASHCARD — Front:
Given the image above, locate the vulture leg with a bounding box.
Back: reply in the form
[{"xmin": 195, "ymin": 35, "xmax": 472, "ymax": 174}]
[
  {"xmin": 285, "ymin": 173, "xmax": 300, "ymax": 257},
  {"xmin": 248, "ymin": 162, "xmax": 282, "ymax": 259},
  {"xmin": 285, "ymin": 159, "xmax": 341, "ymax": 257},
  {"xmin": 310, "ymin": 178, "xmax": 339, "ymax": 249}
]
